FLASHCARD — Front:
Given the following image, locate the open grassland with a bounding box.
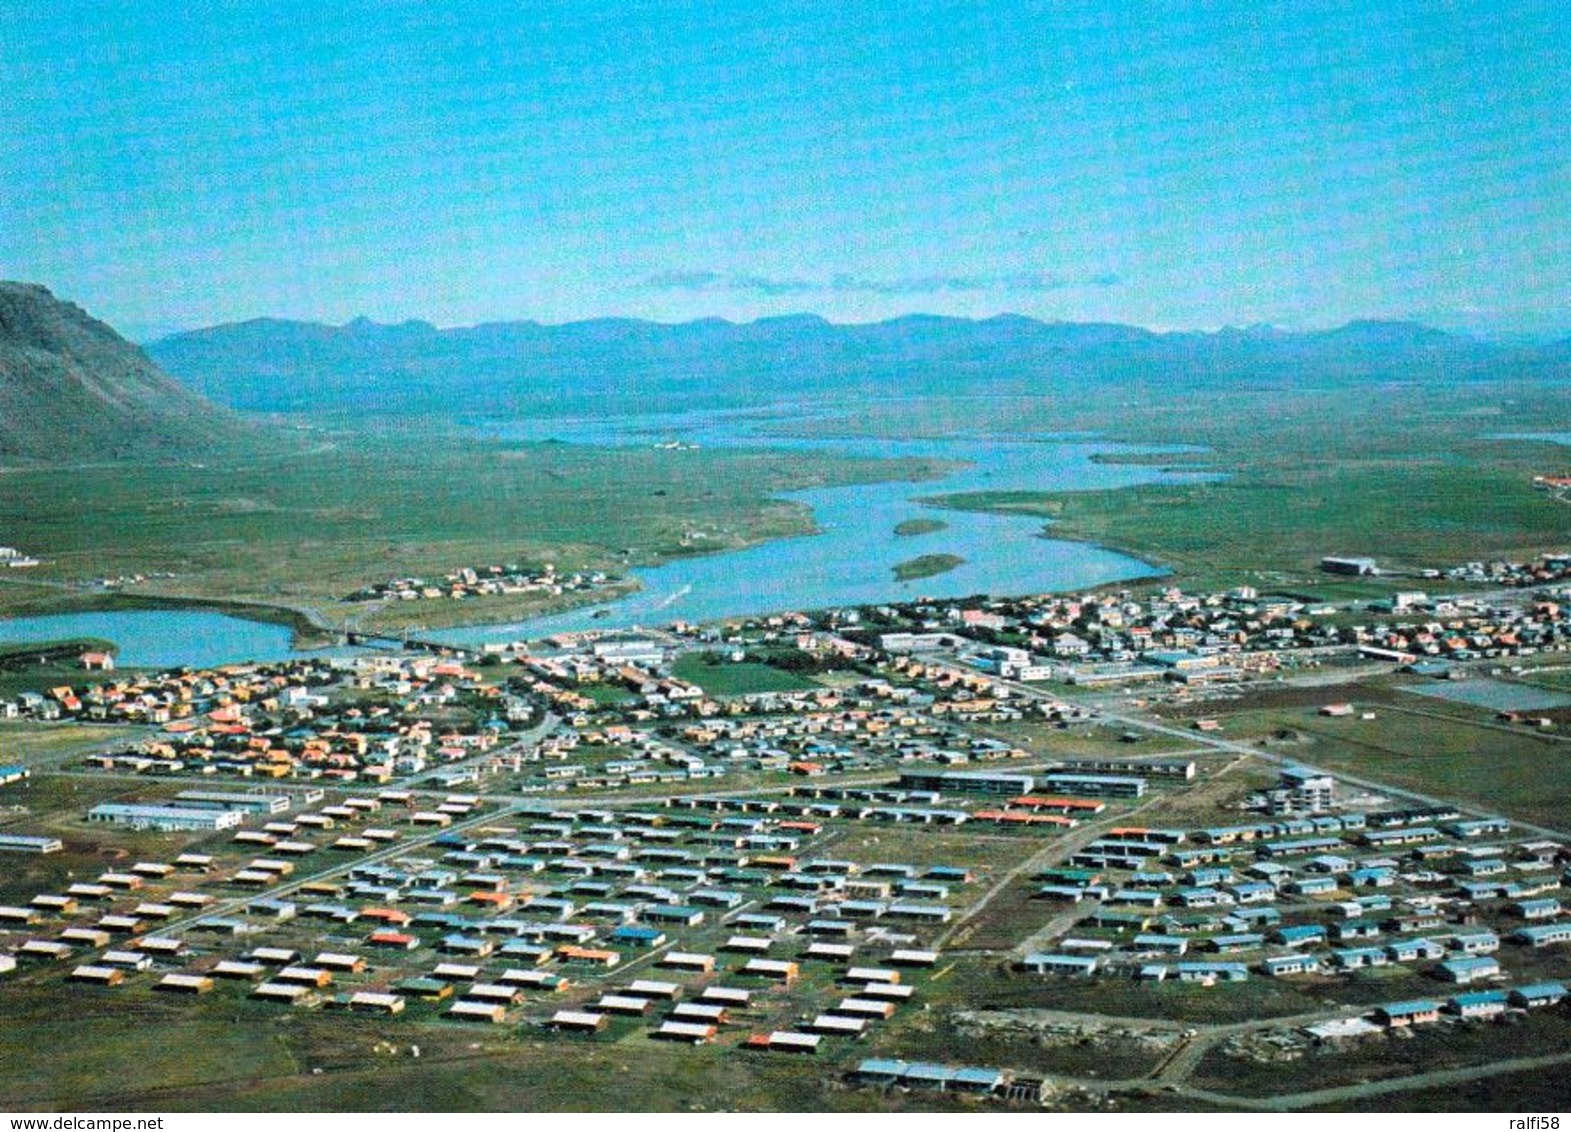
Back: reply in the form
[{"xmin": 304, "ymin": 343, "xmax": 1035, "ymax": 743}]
[
  {"xmin": 852, "ymin": 381, "xmax": 1571, "ymax": 591},
  {"xmin": 1515, "ymin": 666, "xmax": 1571, "ymax": 693},
  {"xmin": 1125, "ymin": 760, "xmax": 1281, "ymax": 828},
  {"xmin": 0, "ymin": 988, "xmax": 301, "ymax": 1111},
  {"xmin": 0, "ymin": 721, "xmax": 127, "ymax": 769},
  {"xmin": 1311, "ymin": 1061, "xmax": 1571, "ymax": 1112},
  {"xmin": 1194, "ymin": 701, "xmax": 1571, "ymax": 830},
  {"xmin": 926, "ymin": 457, "xmax": 1565, "ymax": 592},
  {"xmin": 821, "ymin": 825, "xmax": 1022, "ymax": 876},
  {"xmin": 970, "ymin": 719, "xmax": 1208, "ymax": 758},
  {"xmin": 1192, "ymin": 1010, "xmax": 1571, "ymax": 1100},
  {"xmin": 933, "ymin": 958, "xmax": 1332, "ymax": 1025},
  {"xmin": 0, "ymin": 431, "xmax": 951, "ymax": 630}
]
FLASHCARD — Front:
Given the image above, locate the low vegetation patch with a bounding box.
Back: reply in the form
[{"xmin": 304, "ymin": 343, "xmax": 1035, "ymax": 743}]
[
  {"xmin": 893, "ymin": 553, "xmax": 965, "ymax": 581},
  {"xmin": 670, "ymin": 652, "xmax": 820, "ymax": 695}
]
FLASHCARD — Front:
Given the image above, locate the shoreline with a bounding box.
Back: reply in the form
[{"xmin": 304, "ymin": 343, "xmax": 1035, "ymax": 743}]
[
  {"xmin": 913, "ymin": 492, "xmax": 1179, "ymax": 579},
  {"xmin": 0, "ymin": 584, "xmax": 652, "ymax": 651},
  {"xmin": 4, "ymin": 520, "xmax": 1177, "ymax": 650},
  {"xmin": 0, "ymin": 444, "xmax": 1202, "ymax": 650},
  {"xmin": 1085, "ymin": 449, "xmax": 1225, "ymax": 473},
  {"xmin": 0, "ymin": 589, "xmax": 320, "ymax": 637},
  {"xmin": 0, "ymin": 549, "xmax": 1185, "ymax": 658}
]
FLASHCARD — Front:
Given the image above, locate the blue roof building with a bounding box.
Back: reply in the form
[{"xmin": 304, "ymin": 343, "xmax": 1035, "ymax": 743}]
[
  {"xmin": 950, "ymin": 1067, "xmax": 1006, "ymax": 1092},
  {"xmin": 1510, "ymin": 982, "xmax": 1568, "ymax": 1007},
  {"xmin": 856, "ymin": 1059, "xmax": 910, "ymax": 1083},
  {"xmin": 1173, "ymin": 962, "xmax": 1249, "ymax": 983},
  {"xmin": 1262, "ymin": 953, "xmax": 1317, "ymax": 976},
  {"xmin": 1446, "ymin": 989, "xmax": 1509, "ymax": 1017},
  {"xmin": 1440, "ymin": 955, "xmax": 1502, "ymax": 984}
]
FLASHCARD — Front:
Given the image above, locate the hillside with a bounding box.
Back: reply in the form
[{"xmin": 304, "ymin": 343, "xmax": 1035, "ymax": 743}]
[
  {"xmin": 0, "ymin": 282, "xmax": 252, "ymax": 462},
  {"xmin": 148, "ymin": 311, "xmax": 1551, "ymax": 417}
]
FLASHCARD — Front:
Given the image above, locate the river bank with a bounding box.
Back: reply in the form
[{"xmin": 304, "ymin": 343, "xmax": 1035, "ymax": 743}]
[{"xmin": 0, "ymin": 405, "xmax": 1218, "ymax": 664}]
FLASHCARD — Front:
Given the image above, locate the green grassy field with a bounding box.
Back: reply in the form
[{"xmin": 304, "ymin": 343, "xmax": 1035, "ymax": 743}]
[
  {"xmin": 0, "ymin": 721, "xmax": 129, "ymax": 771},
  {"xmin": 1516, "ymin": 667, "xmax": 1571, "ymax": 693},
  {"xmin": 924, "ymin": 451, "xmax": 1568, "ymax": 593},
  {"xmin": 578, "ymin": 684, "xmax": 638, "ymax": 707},
  {"xmin": 1200, "ymin": 702, "xmax": 1571, "ymax": 830},
  {"xmin": 969, "ymin": 719, "xmax": 1205, "ymax": 758},
  {"xmin": 670, "ymin": 653, "xmax": 819, "ymax": 695},
  {"xmin": 0, "ymin": 642, "xmax": 125, "ymax": 698},
  {"xmin": 0, "ymin": 431, "xmax": 952, "ymax": 629},
  {"xmin": 0, "ymin": 988, "xmax": 301, "ymax": 1111}
]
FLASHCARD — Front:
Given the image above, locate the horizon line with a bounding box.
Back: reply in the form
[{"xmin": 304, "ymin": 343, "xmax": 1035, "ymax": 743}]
[
  {"xmin": 138, "ymin": 310, "xmax": 1518, "ymax": 343},
  {"xmin": 4, "ymin": 280, "xmax": 1560, "ymax": 345}
]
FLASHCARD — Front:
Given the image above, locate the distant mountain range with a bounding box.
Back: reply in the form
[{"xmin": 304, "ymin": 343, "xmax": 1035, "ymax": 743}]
[
  {"xmin": 0, "ymin": 282, "xmax": 251, "ymax": 462},
  {"xmin": 149, "ymin": 312, "xmax": 1570, "ymax": 416},
  {"xmin": 8, "ymin": 279, "xmax": 1563, "ymax": 462}
]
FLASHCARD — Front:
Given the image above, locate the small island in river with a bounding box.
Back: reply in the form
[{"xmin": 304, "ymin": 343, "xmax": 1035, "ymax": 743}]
[
  {"xmin": 893, "ymin": 517, "xmax": 948, "ymax": 537},
  {"xmin": 892, "ymin": 553, "xmax": 965, "ymax": 582}
]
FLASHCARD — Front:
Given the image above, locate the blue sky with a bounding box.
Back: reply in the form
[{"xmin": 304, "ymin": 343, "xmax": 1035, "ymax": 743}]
[{"xmin": 1, "ymin": 1, "xmax": 1567, "ymax": 338}]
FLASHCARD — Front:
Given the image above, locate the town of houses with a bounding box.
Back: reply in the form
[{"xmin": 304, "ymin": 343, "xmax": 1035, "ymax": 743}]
[
  {"xmin": 2, "ymin": 551, "xmax": 1571, "ymax": 1105},
  {"xmin": 345, "ymin": 563, "xmax": 618, "ymax": 604},
  {"xmin": 2, "ymin": 553, "xmax": 1569, "ymax": 797}
]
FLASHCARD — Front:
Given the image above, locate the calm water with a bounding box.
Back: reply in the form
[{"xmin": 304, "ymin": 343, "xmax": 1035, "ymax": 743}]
[
  {"xmin": 0, "ymin": 610, "xmax": 327, "ymax": 669},
  {"xmin": 1488, "ymin": 432, "xmax": 1571, "ymax": 446},
  {"xmin": 437, "ymin": 408, "xmax": 1217, "ymax": 642},
  {"xmin": 0, "ymin": 406, "xmax": 1216, "ymax": 663},
  {"xmin": 1402, "ymin": 678, "xmax": 1571, "ymax": 713}
]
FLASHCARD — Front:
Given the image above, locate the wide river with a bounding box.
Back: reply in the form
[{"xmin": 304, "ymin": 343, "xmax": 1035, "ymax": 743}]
[
  {"xmin": 0, "ymin": 406, "xmax": 1215, "ymax": 665},
  {"xmin": 0, "ymin": 609, "xmax": 316, "ymax": 669},
  {"xmin": 435, "ymin": 408, "xmax": 1215, "ymax": 643}
]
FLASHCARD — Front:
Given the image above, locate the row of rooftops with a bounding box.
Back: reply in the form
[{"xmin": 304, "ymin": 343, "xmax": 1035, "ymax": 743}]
[
  {"xmin": 345, "ymin": 564, "xmax": 614, "ymax": 604},
  {"xmin": 848, "ymin": 565, "xmax": 1571, "ymax": 678},
  {"xmin": 3, "ymin": 801, "xmax": 970, "ymax": 991}
]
